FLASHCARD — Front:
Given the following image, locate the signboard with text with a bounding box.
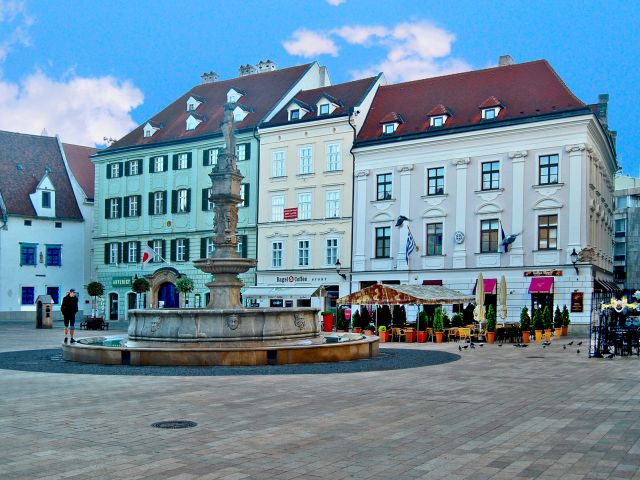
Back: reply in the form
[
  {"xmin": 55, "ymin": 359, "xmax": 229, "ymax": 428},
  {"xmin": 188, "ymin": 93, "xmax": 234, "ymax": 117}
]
[
  {"xmin": 284, "ymin": 208, "xmax": 298, "ymax": 220},
  {"xmin": 112, "ymin": 276, "xmax": 133, "ymax": 287},
  {"xmin": 571, "ymin": 292, "xmax": 584, "ymax": 312}
]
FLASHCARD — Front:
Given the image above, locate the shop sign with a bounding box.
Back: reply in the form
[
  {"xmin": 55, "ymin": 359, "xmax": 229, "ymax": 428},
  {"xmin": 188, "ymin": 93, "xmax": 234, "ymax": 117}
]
[
  {"xmin": 112, "ymin": 276, "xmax": 133, "ymax": 287},
  {"xmin": 276, "ymin": 275, "xmax": 308, "ymax": 284},
  {"xmin": 524, "ymin": 270, "xmax": 563, "ymax": 277},
  {"xmin": 344, "ymin": 309, "xmax": 351, "ymax": 320},
  {"xmin": 571, "ymin": 292, "xmax": 584, "ymax": 312},
  {"xmin": 284, "ymin": 208, "xmax": 298, "ymax": 220}
]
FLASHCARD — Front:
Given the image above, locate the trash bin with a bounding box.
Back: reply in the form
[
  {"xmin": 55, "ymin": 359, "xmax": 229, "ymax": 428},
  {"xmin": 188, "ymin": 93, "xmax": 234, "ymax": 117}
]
[{"xmin": 36, "ymin": 295, "xmax": 54, "ymax": 329}]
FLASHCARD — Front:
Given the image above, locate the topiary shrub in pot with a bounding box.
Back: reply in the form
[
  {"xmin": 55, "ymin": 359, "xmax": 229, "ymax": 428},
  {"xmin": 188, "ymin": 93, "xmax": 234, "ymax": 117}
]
[
  {"xmin": 533, "ymin": 308, "xmax": 544, "ymax": 342},
  {"xmin": 542, "ymin": 306, "xmax": 552, "ymax": 341},
  {"xmin": 485, "ymin": 304, "xmax": 497, "ymax": 344},
  {"xmin": 553, "ymin": 306, "xmax": 563, "ymax": 339},
  {"xmin": 433, "ymin": 307, "xmax": 444, "ymax": 343},
  {"xmin": 87, "ymin": 281, "xmax": 105, "ymax": 318},
  {"xmin": 520, "ymin": 306, "xmax": 531, "ymax": 343},
  {"xmin": 561, "ymin": 305, "xmax": 570, "ymax": 336},
  {"xmin": 176, "ymin": 276, "xmax": 194, "ymax": 308}
]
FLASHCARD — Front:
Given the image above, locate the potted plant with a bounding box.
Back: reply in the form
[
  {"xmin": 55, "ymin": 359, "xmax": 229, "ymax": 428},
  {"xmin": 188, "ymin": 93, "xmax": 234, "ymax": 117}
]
[
  {"xmin": 485, "ymin": 304, "xmax": 497, "ymax": 344},
  {"xmin": 364, "ymin": 323, "xmax": 376, "ymax": 335},
  {"xmin": 321, "ymin": 310, "xmax": 334, "ymax": 332},
  {"xmin": 336, "ymin": 308, "xmax": 349, "ymax": 332},
  {"xmin": 417, "ymin": 310, "xmax": 429, "ymax": 343},
  {"xmin": 451, "ymin": 312, "xmax": 464, "ymax": 328},
  {"xmin": 553, "ymin": 306, "xmax": 563, "ymax": 339},
  {"xmin": 533, "ymin": 308, "xmax": 544, "ymax": 342},
  {"xmin": 520, "ymin": 306, "xmax": 531, "ymax": 343},
  {"xmin": 351, "ymin": 309, "xmax": 361, "ymax": 333},
  {"xmin": 433, "ymin": 307, "xmax": 444, "ymax": 343},
  {"xmin": 87, "ymin": 281, "xmax": 105, "ymax": 318},
  {"xmin": 175, "ymin": 276, "xmax": 194, "ymax": 308},
  {"xmin": 562, "ymin": 305, "xmax": 570, "ymax": 336},
  {"xmin": 542, "ymin": 305, "xmax": 552, "ymax": 341},
  {"xmin": 377, "ymin": 325, "xmax": 388, "ymax": 342}
]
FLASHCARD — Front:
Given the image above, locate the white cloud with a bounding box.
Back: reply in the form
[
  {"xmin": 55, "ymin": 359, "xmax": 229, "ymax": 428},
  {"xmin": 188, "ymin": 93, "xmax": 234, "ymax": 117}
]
[
  {"xmin": 333, "ymin": 25, "xmax": 388, "ymax": 45},
  {"xmin": 0, "ymin": 71, "xmax": 144, "ymax": 146},
  {"xmin": 282, "ymin": 29, "xmax": 339, "ymax": 57},
  {"xmin": 326, "ymin": 0, "xmax": 346, "ymax": 5},
  {"xmin": 0, "ymin": 0, "xmax": 33, "ymax": 63}
]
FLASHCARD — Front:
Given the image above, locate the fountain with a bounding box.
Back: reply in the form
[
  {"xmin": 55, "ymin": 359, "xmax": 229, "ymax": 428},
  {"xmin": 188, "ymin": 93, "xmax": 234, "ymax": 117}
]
[{"xmin": 63, "ymin": 103, "xmax": 378, "ymax": 366}]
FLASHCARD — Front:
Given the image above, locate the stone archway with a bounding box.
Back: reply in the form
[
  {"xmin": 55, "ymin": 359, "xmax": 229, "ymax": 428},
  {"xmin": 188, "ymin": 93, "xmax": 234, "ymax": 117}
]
[{"xmin": 145, "ymin": 267, "xmax": 180, "ymax": 308}]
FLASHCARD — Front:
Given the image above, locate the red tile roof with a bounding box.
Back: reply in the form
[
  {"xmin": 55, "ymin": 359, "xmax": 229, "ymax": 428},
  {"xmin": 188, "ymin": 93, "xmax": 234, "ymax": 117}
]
[
  {"xmin": 478, "ymin": 96, "xmax": 503, "ymax": 108},
  {"xmin": 426, "ymin": 104, "xmax": 451, "ymax": 116},
  {"xmin": 379, "ymin": 111, "xmax": 404, "ymax": 124},
  {"xmin": 357, "ymin": 60, "xmax": 586, "ymax": 142},
  {"xmin": 62, "ymin": 143, "xmax": 97, "ymax": 201},
  {"xmin": 0, "ymin": 131, "xmax": 82, "ymax": 219},
  {"xmin": 265, "ymin": 76, "xmax": 379, "ymax": 126},
  {"xmin": 109, "ymin": 63, "xmax": 314, "ymax": 150}
]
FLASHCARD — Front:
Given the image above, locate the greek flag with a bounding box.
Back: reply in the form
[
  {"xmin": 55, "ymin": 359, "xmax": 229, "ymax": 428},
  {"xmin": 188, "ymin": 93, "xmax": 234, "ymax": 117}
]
[{"xmin": 406, "ymin": 228, "xmax": 416, "ymax": 264}]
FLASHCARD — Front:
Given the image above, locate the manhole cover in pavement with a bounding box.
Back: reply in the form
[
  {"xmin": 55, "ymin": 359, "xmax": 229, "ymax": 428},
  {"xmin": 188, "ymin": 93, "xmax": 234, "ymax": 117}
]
[{"xmin": 151, "ymin": 420, "xmax": 197, "ymax": 429}]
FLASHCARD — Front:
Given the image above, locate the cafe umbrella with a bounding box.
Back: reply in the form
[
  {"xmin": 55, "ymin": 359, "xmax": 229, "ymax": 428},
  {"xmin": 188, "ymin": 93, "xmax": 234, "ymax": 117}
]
[
  {"xmin": 474, "ymin": 272, "xmax": 486, "ymax": 323},
  {"xmin": 499, "ymin": 275, "xmax": 508, "ymax": 321}
]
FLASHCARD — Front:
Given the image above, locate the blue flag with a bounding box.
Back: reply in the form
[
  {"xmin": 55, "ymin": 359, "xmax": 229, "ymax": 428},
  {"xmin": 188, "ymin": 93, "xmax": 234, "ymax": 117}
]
[
  {"xmin": 406, "ymin": 228, "xmax": 416, "ymax": 264},
  {"xmin": 500, "ymin": 222, "xmax": 507, "ymax": 253}
]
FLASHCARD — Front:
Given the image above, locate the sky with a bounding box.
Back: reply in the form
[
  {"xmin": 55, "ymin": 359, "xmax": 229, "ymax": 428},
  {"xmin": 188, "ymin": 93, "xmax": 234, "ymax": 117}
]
[{"xmin": 0, "ymin": 0, "xmax": 637, "ymax": 173}]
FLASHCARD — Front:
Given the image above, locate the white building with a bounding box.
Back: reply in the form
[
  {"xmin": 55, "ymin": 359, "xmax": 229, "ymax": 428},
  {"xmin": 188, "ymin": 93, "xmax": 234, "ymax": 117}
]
[
  {"xmin": 0, "ymin": 131, "xmax": 95, "ymax": 320},
  {"xmin": 351, "ymin": 59, "xmax": 617, "ymax": 328}
]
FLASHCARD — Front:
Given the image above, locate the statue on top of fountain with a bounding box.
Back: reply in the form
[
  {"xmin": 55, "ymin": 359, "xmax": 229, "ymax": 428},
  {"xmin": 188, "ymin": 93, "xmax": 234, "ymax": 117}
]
[{"xmin": 218, "ymin": 102, "xmax": 239, "ymax": 173}]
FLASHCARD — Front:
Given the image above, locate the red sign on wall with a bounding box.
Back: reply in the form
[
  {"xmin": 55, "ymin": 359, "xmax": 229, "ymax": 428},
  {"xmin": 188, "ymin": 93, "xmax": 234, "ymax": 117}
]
[{"xmin": 284, "ymin": 208, "xmax": 298, "ymax": 220}]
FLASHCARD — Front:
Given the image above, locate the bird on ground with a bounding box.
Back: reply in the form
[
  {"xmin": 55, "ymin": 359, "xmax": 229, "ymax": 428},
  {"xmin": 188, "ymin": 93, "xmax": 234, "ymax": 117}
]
[
  {"xmin": 497, "ymin": 344, "xmax": 503, "ymax": 347},
  {"xmin": 563, "ymin": 345, "xmax": 567, "ymax": 350},
  {"xmin": 458, "ymin": 345, "xmax": 462, "ymax": 352},
  {"xmin": 606, "ymin": 353, "xmax": 615, "ymax": 359},
  {"xmin": 462, "ymin": 345, "xmax": 469, "ymax": 349},
  {"xmin": 577, "ymin": 341, "xmax": 583, "ymax": 346},
  {"xmin": 470, "ymin": 344, "xmax": 476, "ymax": 349},
  {"xmin": 577, "ymin": 349, "xmax": 580, "ymax": 355},
  {"xmin": 479, "ymin": 343, "xmax": 484, "ymax": 347},
  {"xmin": 395, "ymin": 215, "xmax": 411, "ymax": 227},
  {"xmin": 542, "ymin": 341, "xmax": 551, "ymax": 346},
  {"xmin": 567, "ymin": 341, "xmax": 574, "ymax": 346},
  {"xmin": 543, "ymin": 345, "xmax": 547, "ymax": 349}
]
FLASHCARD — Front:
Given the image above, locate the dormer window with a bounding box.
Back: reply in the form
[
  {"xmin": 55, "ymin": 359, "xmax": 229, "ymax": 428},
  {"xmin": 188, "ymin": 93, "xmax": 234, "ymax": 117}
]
[
  {"xmin": 383, "ymin": 123, "xmax": 397, "ymax": 135},
  {"xmin": 227, "ymin": 88, "xmax": 243, "ymax": 103},
  {"xmin": 430, "ymin": 116, "xmax": 445, "ymax": 127},
  {"xmin": 379, "ymin": 112, "xmax": 403, "ymax": 136},
  {"xmin": 186, "ymin": 96, "xmax": 203, "ymax": 112},
  {"xmin": 319, "ymin": 104, "xmax": 330, "ymax": 116},
  {"xmin": 186, "ymin": 115, "xmax": 203, "ymax": 131},
  {"xmin": 233, "ymin": 106, "xmax": 249, "ymax": 123},
  {"xmin": 187, "ymin": 103, "xmax": 195, "ymax": 111},
  {"xmin": 482, "ymin": 107, "xmax": 499, "ymax": 120},
  {"xmin": 143, "ymin": 122, "xmax": 160, "ymax": 138},
  {"xmin": 479, "ymin": 96, "xmax": 503, "ymax": 120},
  {"xmin": 290, "ymin": 109, "xmax": 300, "ymax": 121}
]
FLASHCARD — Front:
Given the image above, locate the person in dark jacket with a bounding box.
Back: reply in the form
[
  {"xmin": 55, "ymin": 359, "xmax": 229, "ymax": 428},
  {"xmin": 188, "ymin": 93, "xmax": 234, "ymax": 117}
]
[{"xmin": 61, "ymin": 289, "xmax": 79, "ymax": 344}]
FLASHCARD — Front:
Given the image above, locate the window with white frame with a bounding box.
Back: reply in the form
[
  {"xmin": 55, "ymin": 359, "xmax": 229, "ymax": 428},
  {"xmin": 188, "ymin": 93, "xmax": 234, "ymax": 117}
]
[
  {"xmin": 272, "ymin": 195, "xmax": 284, "ymax": 221},
  {"xmin": 299, "ymin": 146, "xmax": 313, "ymax": 174},
  {"xmin": 177, "ymin": 153, "xmax": 188, "ymax": 169},
  {"xmin": 426, "ymin": 223, "xmax": 443, "ymax": 255},
  {"xmin": 298, "ymin": 240, "xmax": 310, "ymax": 266},
  {"xmin": 383, "ymin": 123, "xmax": 396, "ymax": 134},
  {"xmin": 109, "ymin": 198, "xmax": 120, "ymax": 219},
  {"xmin": 42, "ymin": 191, "xmax": 51, "ymax": 208},
  {"xmin": 110, "ymin": 163, "xmax": 121, "ymax": 178},
  {"xmin": 176, "ymin": 239, "xmax": 187, "ymax": 262},
  {"xmin": 326, "ymin": 238, "xmax": 338, "ymax": 265},
  {"xmin": 127, "ymin": 195, "xmax": 139, "ymax": 217},
  {"xmin": 427, "ymin": 167, "xmax": 445, "ymax": 195},
  {"xmin": 289, "ymin": 109, "xmax": 300, "ymax": 121},
  {"xmin": 238, "ymin": 184, "xmax": 248, "ymax": 207},
  {"xmin": 236, "ymin": 144, "xmax": 248, "ymax": 161},
  {"xmin": 430, "ymin": 115, "xmax": 445, "ymax": 127},
  {"xmin": 177, "ymin": 189, "xmax": 188, "ymax": 213},
  {"xmin": 206, "ymin": 237, "xmax": 215, "ymax": 257},
  {"xmin": 128, "ymin": 242, "xmax": 138, "ymax": 263},
  {"xmin": 129, "ymin": 159, "xmax": 139, "ymax": 175},
  {"xmin": 482, "ymin": 107, "xmax": 499, "ymax": 120},
  {"xmin": 376, "ymin": 173, "xmax": 392, "ymax": 200},
  {"xmin": 187, "ymin": 102, "xmax": 195, "ymax": 111},
  {"xmin": 272, "ymin": 151, "xmax": 285, "ymax": 177},
  {"xmin": 319, "ymin": 103, "xmax": 330, "ymax": 115},
  {"xmin": 153, "ymin": 156, "xmax": 165, "ymax": 172},
  {"xmin": 298, "ymin": 192, "xmax": 311, "ymax": 220},
  {"xmin": 326, "ymin": 190, "xmax": 340, "ymax": 218},
  {"xmin": 207, "ymin": 148, "xmax": 219, "ymax": 166},
  {"xmin": 272, "ymin": 241, "xmax": 283, "ymax": 267},
  {"xmin": 539, "ymin": 154, "xmax": 559, "ymax": 185},
  {"xmin": 206, "ymin": 187, "xmax": 214, "ymax": 211},
  {"xmin": 153, "ymin": 191, "xmax": 164, "ymax": 215},
  {"xmin": 480, "ymin": 219, "xmax": 499, "ymax": 253},
  {"xmin": 537, "ymin": 214, "xmax": 558, "ymax": 250},
  {"xmin": 375, "ymin": 227, "xmax": 391, "ymax": 258},
  {"xmin": 327, "ymin": 143, "xmax": 341, "ymax": 171},
  {"xmin": 152, "ymin": 240, "xmax": 163, "ymax": 262},
  {"xmin": 109, "ymin": 243, "xmax": 119, "ymax": 264},
  {"xmin": 481, "ymin": 161, "xmax": 500, "ymax": 190}
]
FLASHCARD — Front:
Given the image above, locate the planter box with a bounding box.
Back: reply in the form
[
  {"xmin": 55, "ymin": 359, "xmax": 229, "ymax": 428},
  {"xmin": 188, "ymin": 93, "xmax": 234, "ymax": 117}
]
[
  {"xmin": 417, "ymin": 331, "xmax": 428, "ymax": 343},
  {"xmin": 405, "ymin": 331, "xmax": 416, "ymax": 343}
]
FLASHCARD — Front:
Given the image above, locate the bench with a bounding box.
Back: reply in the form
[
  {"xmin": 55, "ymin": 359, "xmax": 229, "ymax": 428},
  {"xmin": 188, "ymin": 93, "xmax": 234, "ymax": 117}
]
[{"xmin": 80, "ymin": 317, "xmax": 110, "ymax": 330}]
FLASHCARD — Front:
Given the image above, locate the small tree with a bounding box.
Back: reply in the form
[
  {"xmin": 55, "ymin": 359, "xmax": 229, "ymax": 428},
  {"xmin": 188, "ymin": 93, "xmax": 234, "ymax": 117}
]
[
  {"xmin": 520, "ymin": 306, "xmax": 531, "ymax": 332},
  {"xmin": 533, "ymin": 308, "xmax": 544, "ymax": 331},
  {"xmin": 176, "ymin": 276, "xmax": 194, "ymax": 307},
  {"xmin": 451, "ymin": 312, "xmax": 464, "ymax": 328},
  {"xmin": 132, "ymin": 278, "xmax": 150, "ymax": 294},
  {"xmin": 416, "ymin": 310, "xmax": 428, "ymax": 331},
  {"xmin": 359, "ymin": 306, "xmax": 372, "ymax": 329},
  {"xmin": 442, "ymin": 310, "xmax": 451, "ymax": 329},
  {"xmin": 87, "ymin": 281, "xmax": 105, "ymax": 317},
  {"xmin": 553, "ymin": 306, "xmax": 563, "ymax": 328},
  {"xmin": 433, "ymin": 307, "xmax": 444, "ymax": 332},
  {"xmin": 562, "ymin": 305, "xmax": 570, "ymax": 327},
  {"xmin": 542, "ymin": 306, "xmax": 552, "ymax": 330},
  {"xmin": 485, "ymin": 305, "xmax": 497, "ymax": 333},
  {"xmin": 351, "ymin": 309, "xmax": 361, "ymax": 330},
  {"xmin": 336, "ymin": 308, "xmax": 349, "ymax": 331},
  {"xmin": 377, "ymin": 305, "xmax": 392, "ymax": 328}
]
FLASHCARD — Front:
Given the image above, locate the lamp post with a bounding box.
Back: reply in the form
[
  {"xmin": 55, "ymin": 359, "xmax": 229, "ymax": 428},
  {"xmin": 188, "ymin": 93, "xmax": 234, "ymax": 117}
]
[
  {"xmin": 570, "ymin": 248, "xmax": 579, "ymax": 274},
  {"xmin": 335, "ymin": 259, "xmax": 347, "ymax": 280}
]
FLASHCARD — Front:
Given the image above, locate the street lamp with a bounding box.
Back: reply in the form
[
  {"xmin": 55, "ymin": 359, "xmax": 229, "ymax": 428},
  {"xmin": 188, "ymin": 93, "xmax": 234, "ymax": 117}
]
[
  {"xmin": 570, "ymin": 248, "xmax": 579, "ymax": 274},
  {"xmin": 335, "ymin": 259, "xmax": 346, "ymax": 280}
]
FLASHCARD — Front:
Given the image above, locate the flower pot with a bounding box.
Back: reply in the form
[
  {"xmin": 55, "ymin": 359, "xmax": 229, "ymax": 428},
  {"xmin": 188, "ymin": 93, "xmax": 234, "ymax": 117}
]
[
  {"xmin": 364, "ymin": 330, "xmax": 374, "ymax": 336},
  {"xmin": 522, "ymin": 331, "xmax": 530, "ymax": 344},
  {"xmin": 554, "ymin": 327, "xmax": 562, "ymax": 339},
  {"xmin": 562, "ymin": 325, "xmax": 569, "ymax": 336},
  {"xmin": 322, "ymin": 313, "xmax": 334, "ymax": 333},
  {"xmin": 544, "ymin": 329, "xmax": 552, "ymax": 341},
  {"xmin": 353, "ymin": 327, "xmax": 362, "ymax": 333},
  {"xmin": 417, "ymin": 331, "xmax": 428, "ymax": 343},
  {"xmin": 486, "ymin": 331, "xmax": 496, "ymax": 344},
  {"xmin": 535, "ymin": 330, "xmax": 543, "ymax": 342},
  {"xmin": 378, "ymin": 331, "xmax": 388, "ymax": 342},
  {"xmin": 435, "ymin": 331, "xmax": 444, "ymax": 343},
  {"xmin": 405, "ymin": 331, "xmax": 416, "ymax": 343}
]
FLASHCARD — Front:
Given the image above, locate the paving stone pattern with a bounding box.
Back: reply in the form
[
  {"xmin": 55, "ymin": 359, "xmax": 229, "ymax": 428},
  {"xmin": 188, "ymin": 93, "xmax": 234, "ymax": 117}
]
[{"xmin": 1, "ymin": 321, "xmax": 640, "ymax": 479}]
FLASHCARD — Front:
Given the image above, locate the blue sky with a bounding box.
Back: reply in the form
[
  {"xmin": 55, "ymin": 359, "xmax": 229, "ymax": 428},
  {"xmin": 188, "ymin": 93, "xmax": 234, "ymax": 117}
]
[{"xmin": 0, "ymin": 0, "xmax": 636, "ymax": 173}]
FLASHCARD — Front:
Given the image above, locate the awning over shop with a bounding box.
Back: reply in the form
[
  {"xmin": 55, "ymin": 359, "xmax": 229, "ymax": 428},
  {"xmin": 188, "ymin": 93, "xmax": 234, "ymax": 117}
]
[
  {"xmin": 528, "ymin": 277, "xmax": 554, "ymax": 294},
  {"xmin": 472, "ymin": 278, "xmax": 497, "ymax": 295},
  {"xmin": 337, "ymin": 283, "xmax": 473, "ymax": 306},
  {"xmin": 422, "ymin": 279, "xmax": 443, "ymax": 286},
  {"xmin": 241, "ymin": 286, "xmax": 324, "ymax": 299},
  {"xmin": 594, "ymin": 279, "xmax": 620, "ymax": 293}
]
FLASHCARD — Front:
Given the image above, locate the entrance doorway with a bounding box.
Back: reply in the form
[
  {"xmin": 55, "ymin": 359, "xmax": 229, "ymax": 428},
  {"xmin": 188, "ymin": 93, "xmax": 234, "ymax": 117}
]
[
  {"xmin": 127, "ymin": 292, "xmax": 137, "ymax": 310},
  {"xmin": 158, "ymin": 282, "xmax": 179, "ymax": 308},
  {"xmin": 109, "ymin": 292, "xmax": 119, "ymax": 321}
]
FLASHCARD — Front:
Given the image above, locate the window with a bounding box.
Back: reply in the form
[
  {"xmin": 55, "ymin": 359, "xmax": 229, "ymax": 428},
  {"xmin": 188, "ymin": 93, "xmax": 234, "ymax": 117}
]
[
  {"xmin": 298, "ymin": 193, "xmax": 311, "ymax": 220},
  {"xmin": 127, "ymin": 242, "xmax": 138, "ymax": 263},
  {"xmin": 107, "ymin": 198, "xmax": 121, "ymax": 219},
  {"xmin": 55, "ymin": 222, "xmax": 62, "ymax": 228},
  {"xmin": 377, "ymin": 173, "xmax": 392, "ymax": 200},
  {"xmin": 272, "ymin": 241, "xmax": 283, "ymax": 267},
  {"xmin": 427, "ymin": 167, "xmax": 445, "ymax": 195},
  {"xmin": 42, "ymin": 191, "xmax": 51, "ymax": 208},
  {"xmin": 236, "ymin": 143, "xmax": 249, "ymax": 161},
  {"xmin": 46, "ymin": 245, "xmax": 62, "ymax": 266},
  {"xmin": 21, "ymin": 286, "xmax": 35, "ymax": 305},
  {"xmin": 110, "ymin": 163, "xmax": 121, "ymax": 178},
  {"xmin": 299, "ymin": 147, "xmax": 313, "ymax": 174},
  {"xmin": 187, "ymin": 102, "xmax": 195, "ymax": 111},
  {"xmin": 326, "ymin": 238, "xmax": 338, "ymax": 265},
  {"xmin": 46, "ymin": 286, "xmax": 60, "ymax": 304},
  {"xmin": 426, "ymin": 223, "xmax": 443, "ymax": 256},
  {"xmin": 144, "ymin": 130, "xmax": 151, "ymax": 138},
  {"xmin": 205, "ymin": 237, "xmax": 215, "ymax": 257},
  {"xmin": 614, "ymin": 242, "xmax": 625, "ymax": 261},
  {"xmin": 482, "ymin": 108, "xmax": 498, "ymax": 120},
  {"xmin": 206, "ymin": 148, "xmax": 219, "ymax": 166},
  {"xmin": 615, "ymin": 218, "xmax": 626, "ymax": 237},
  {"xmin": 319, "ymin": 103, "xmax": 330, "ymax": 115},
  {"xmin": 153, "ymin": 156, "xmax": 165, "ymax": 173},
  {"xmin": 326, "ymin": 190, "xmax": 340, "ymax": 218},
  {"xmin": 480, "ymin": 219, "xmax": 499, "ymax": 253},
  {"xmin": 298, "ymin": 240, "xmax": 310, "ymax": 266},
  {"xmin": 290, "ymin": 109, "xmax": 300, "ymax": 121},
  {"xmin": 153, "ymin": 191, "xmax": 164, "ymax": 215},
  {"xmin": 126, "ymin": 159, "xmax": 140, "ymax": 176},
  {"xmin": 383, "ymin": 123, "xmax": 396, "ymax": 134},
  {"xmin": 327, "ymin": 144, "xmax": 341, "ymax": 171},
  {"xmin": 430, "ymin": 116, "xmax": 445, "ymax": 127},
  {"xmin": 176, "ymin": 189, "xmax": 188, "ymax": 213},
  {"xmin": 20, "ymin": 243, "xmax": 37, "ymax": 266},
  {"xmin": 109, "ymin": 243, "xmax": 119, "ymax": 264},
  {"xmin": 272, "ymin": 151, "xmax": 285, "ymax": 177},
  {"xmin": 236, "ymin": 235, "xmax": 247, "ymax": 257},
  {"xmin": 272, "ymin": 195, "xmax": 284, "ymax": 222},
  {"xmin": 176, "ymin": 239, "xmax": 187, "ymax": 262},
  {"xmin": 616, "ymin": 196, "xmax": 628, "ymax": 209},
  {"xmin": 539, "ymin": 154, "xmax": 559, "ymax": 185},
  {"xmin": 538, "ymin": 215, "xmax": 558, "ymax": 250},
  {"xmin": 24, "ymin": 220, "xmax": 31, "ymax": 226},
  {"xmin": 152, "ymin": 240, "xmax": 164, "ymax": 262},
  {"xmin": 375, "ymin": 227, "xmax": 391, "ymax": 258},
  {"xmin": 177, "ymin": 153, "xmax": 188, "ymax": 169},
  {"xmin": 125, "ymin": 195, "xmax": 139, "ymax": 217},
  {"xmin": 203, "ymin": 187, "xmax": 214, "ymax": 211},
  {"xmin": 239, "ymin": 184, "xmax": 249, "ymax": 207},
  {"xmin": 481, "ymin": 161, "xmax": 500, "ymax": 190}
]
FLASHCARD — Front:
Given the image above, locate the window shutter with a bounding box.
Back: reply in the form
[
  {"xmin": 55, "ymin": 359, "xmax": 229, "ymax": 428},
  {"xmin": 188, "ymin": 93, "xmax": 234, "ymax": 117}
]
[
  {"xmin": 117, "ymin": 198, "xmax": 122, "ymax": 218},
  {"xmin": 149, "ymin": 157, "xmax": 154, "ymax": 173},
  {"xmin": 200, "ymin": 238, "xmax": 207, "ymax": 258},
  {"xmin": 118, "ymin": 162, "xmax": 124, "ymax": 177},
  {"xmin": 138, "ymin": 159, "xmax": 144, "ymax": 174},
  {"xmin": 136, "ymin": 241, "xmax": 141, "ymax": 262},
  {"xmin": 147, "ymin": 240, "xmax": 153, "ymax": 248},
  {"xmin": 106, "ymin": 164, "xmax": 112, "ymax": 179},
  {"xmin": 136, "ymin": 195, "xmax": 142, "ymax": 217},
  {"xmin": 117, "ymin": 243, "xmax": 122, "ymax": 264},
  {"xmin": 202, "ymin": 188, "xmax": 209, "ymax": 211},
  {"xmin": 186, "ymin": 189, "xmax": 191, "ymax": 212},
  {"xmin": 244, "ymin": 184, "xmax": 250, "ymax": 207},
  {"xmin": 124, "ymin": 161, "xmax": 130, "ymax": 176},
  {"xmin": 161, "ymin": 240, "xmax": 166, "ymax": 259},
  {"xmin": 104, "ymin": 199, "xmax": 109, "ymax": 219},
  {"xmin": 170, "ymin": 239, "xmax": 177, "ymax": 262},
  {"xmin": 203, "ymin": 149, "xmax": 210, "ymax": 166},
  {"xmin": 186, "ymin": 152, "xmax": 192, "ymax": 169},
  {"xmin": 162, "ymin": 191, "xmax": 167, "ymax": 214},
  {"xmin": 148, "ymin": 192, "xmax": 154, "ymax": 215},
  {"xmin": 244, "ymin": 143, "xmax": 251, "ymax": 160},
  {"xmin": 184, "ymin": 239, "xmax": 190, "ymax": 261},
  {"xmin": 241, "ymin": 235, "xmax": 248, "ymax": 258},
  {"xmin": 122, "ymin": 242, "xmax": 129, "ymax": 263},
  {"xmin": 104, "ymin": 243, "xmax": 109, "ymax": 264},
  {"xmin": 123, "ymin": 196, "xmax": 130, "ymax": 217},
  {"xmin": 172, "ymin": 154, "xmax": 178, "ymax": 170},
  {"xmin": 171, "ymin": 190, "xmax": 177, "ymax": 213},
  {"xmin": 163, "ymin": 155, "xmax": 168, "ymax": 172}
]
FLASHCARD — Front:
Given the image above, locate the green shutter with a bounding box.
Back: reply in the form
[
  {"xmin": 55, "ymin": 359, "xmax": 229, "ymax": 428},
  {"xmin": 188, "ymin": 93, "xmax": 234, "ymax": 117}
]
[
  {"xmin": 117, "ymin": 243, "xmax": 122, "ymax": 264},
  {"xmin": 106, "ymin": 164, "xmax": 112, "ymax": 179},
  {"xmin": 149, "ymin": 157, "xmax": 154, "ymax": 173},
  {"xmin": 186, "ymin": 152, "xmax": 192, "ymax": 169},
  {"xmin": 161, "ymin": 240, "xmax": 166, "ymax": 260},
  {"xmin": 117, "ymin": 198, "xmax": 122, "ymax": 218},
  {"xmin": 123, "ymin": 196, "xmax": 130, "ymax": 217},
  {"xmin": 163, "ymin": 156, "xmax": 168, "ymax": 172},
  {"xmin": 170, "ymin": 239, "xmax": 176, "ymax": 262},
  {"xmin": 118, "ymin": 162, "xmax": 124, "ymax": 177},
  {"xmin": 136, "ymin": 241, "xmax": 141, "ymax": 262},
  {"xmin": 203, "ymin": 149, "xmax": 210, "ymax": 166},
  {"xmin": 244, "ymin": 143, "xmax": 251, "ymax": 160},
  {"xmin": 186, "ymin": 189, "xmax": 191, "ymax": 212},
  {"xmin": 104, "ymin": 199, "xmax": 109, "ymax": 219},
  {"xmin": 202, "ymin": 188, "xmax": 209, "ymax": 211},
  {"xmin": 104, "ymin": 243, "xmax": 109, "ymax": 264},
  {"xmin": 122, "ymin": 242, "xmax": 129, "ymax": 263},
  {"xmin": 162, "ymin": 191, "xmax": 167, "ymax": 214},
  {"xmin": 136, "ymin": 195, "xmax": 142, "ymax": 217},
  {"xmin": 184, "ymin": 239, "xmax": 190, "ymax": 261},
  {"xmin": 148, "ymin": 192, "xmax": 154, "ymax": 215},
  {"xmin": 171, "ymin": 190, "xmax": 177, "ymax": 213},
  {"xmin": 124, "ymin": 161, "xmax": 130, "ymax": 176},
  {"xmin": 200, "ymin": 238, "xmax": 206, "ymax": 259},
  {"xmin": 172, "ymin": 154, "xmax": 178, "ymax": 170},
  {"xmin": 244, "ymin": 184, "xmax": 250, "ymax": 207},
  {"xmin": 241, "ymin": 235, "xmax": 247, "ymax": 258}
]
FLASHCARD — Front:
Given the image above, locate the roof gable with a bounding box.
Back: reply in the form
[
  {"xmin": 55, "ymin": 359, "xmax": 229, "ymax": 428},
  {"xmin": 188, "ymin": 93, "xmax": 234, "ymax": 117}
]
[{"xmin": 62, "ymin": 143, "xmax": 96, "ymax": 201}]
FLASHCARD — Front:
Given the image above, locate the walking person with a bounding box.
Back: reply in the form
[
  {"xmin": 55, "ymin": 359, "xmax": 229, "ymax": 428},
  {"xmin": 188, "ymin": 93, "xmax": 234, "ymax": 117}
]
[{"xmin": 61, "ymin": 289, "xmax": 79, "ymax": 344}]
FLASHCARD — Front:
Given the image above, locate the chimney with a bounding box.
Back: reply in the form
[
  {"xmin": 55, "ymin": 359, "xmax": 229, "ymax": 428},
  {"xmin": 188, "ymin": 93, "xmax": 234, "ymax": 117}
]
[
  {"xmin": 238, "ymin": 64, "xmax": 256, "ymax": 76},
  {"xmin": 256, "ymin": 60, "xmax": 277, "ymax": 73},
  {"xmin": 597, "ymin": 93, "xmax": 609, "ymax": 128},
  {"xmin": 319, "ymin": 66, "xmax": 330, "ymax": 87},
  {"xmin": 201, "ymin": 71, "xmax": 219, "ymax": 84},
  {"xmin": 498, "ymin": 55, "xmax": 515, "ymax": 66}
]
